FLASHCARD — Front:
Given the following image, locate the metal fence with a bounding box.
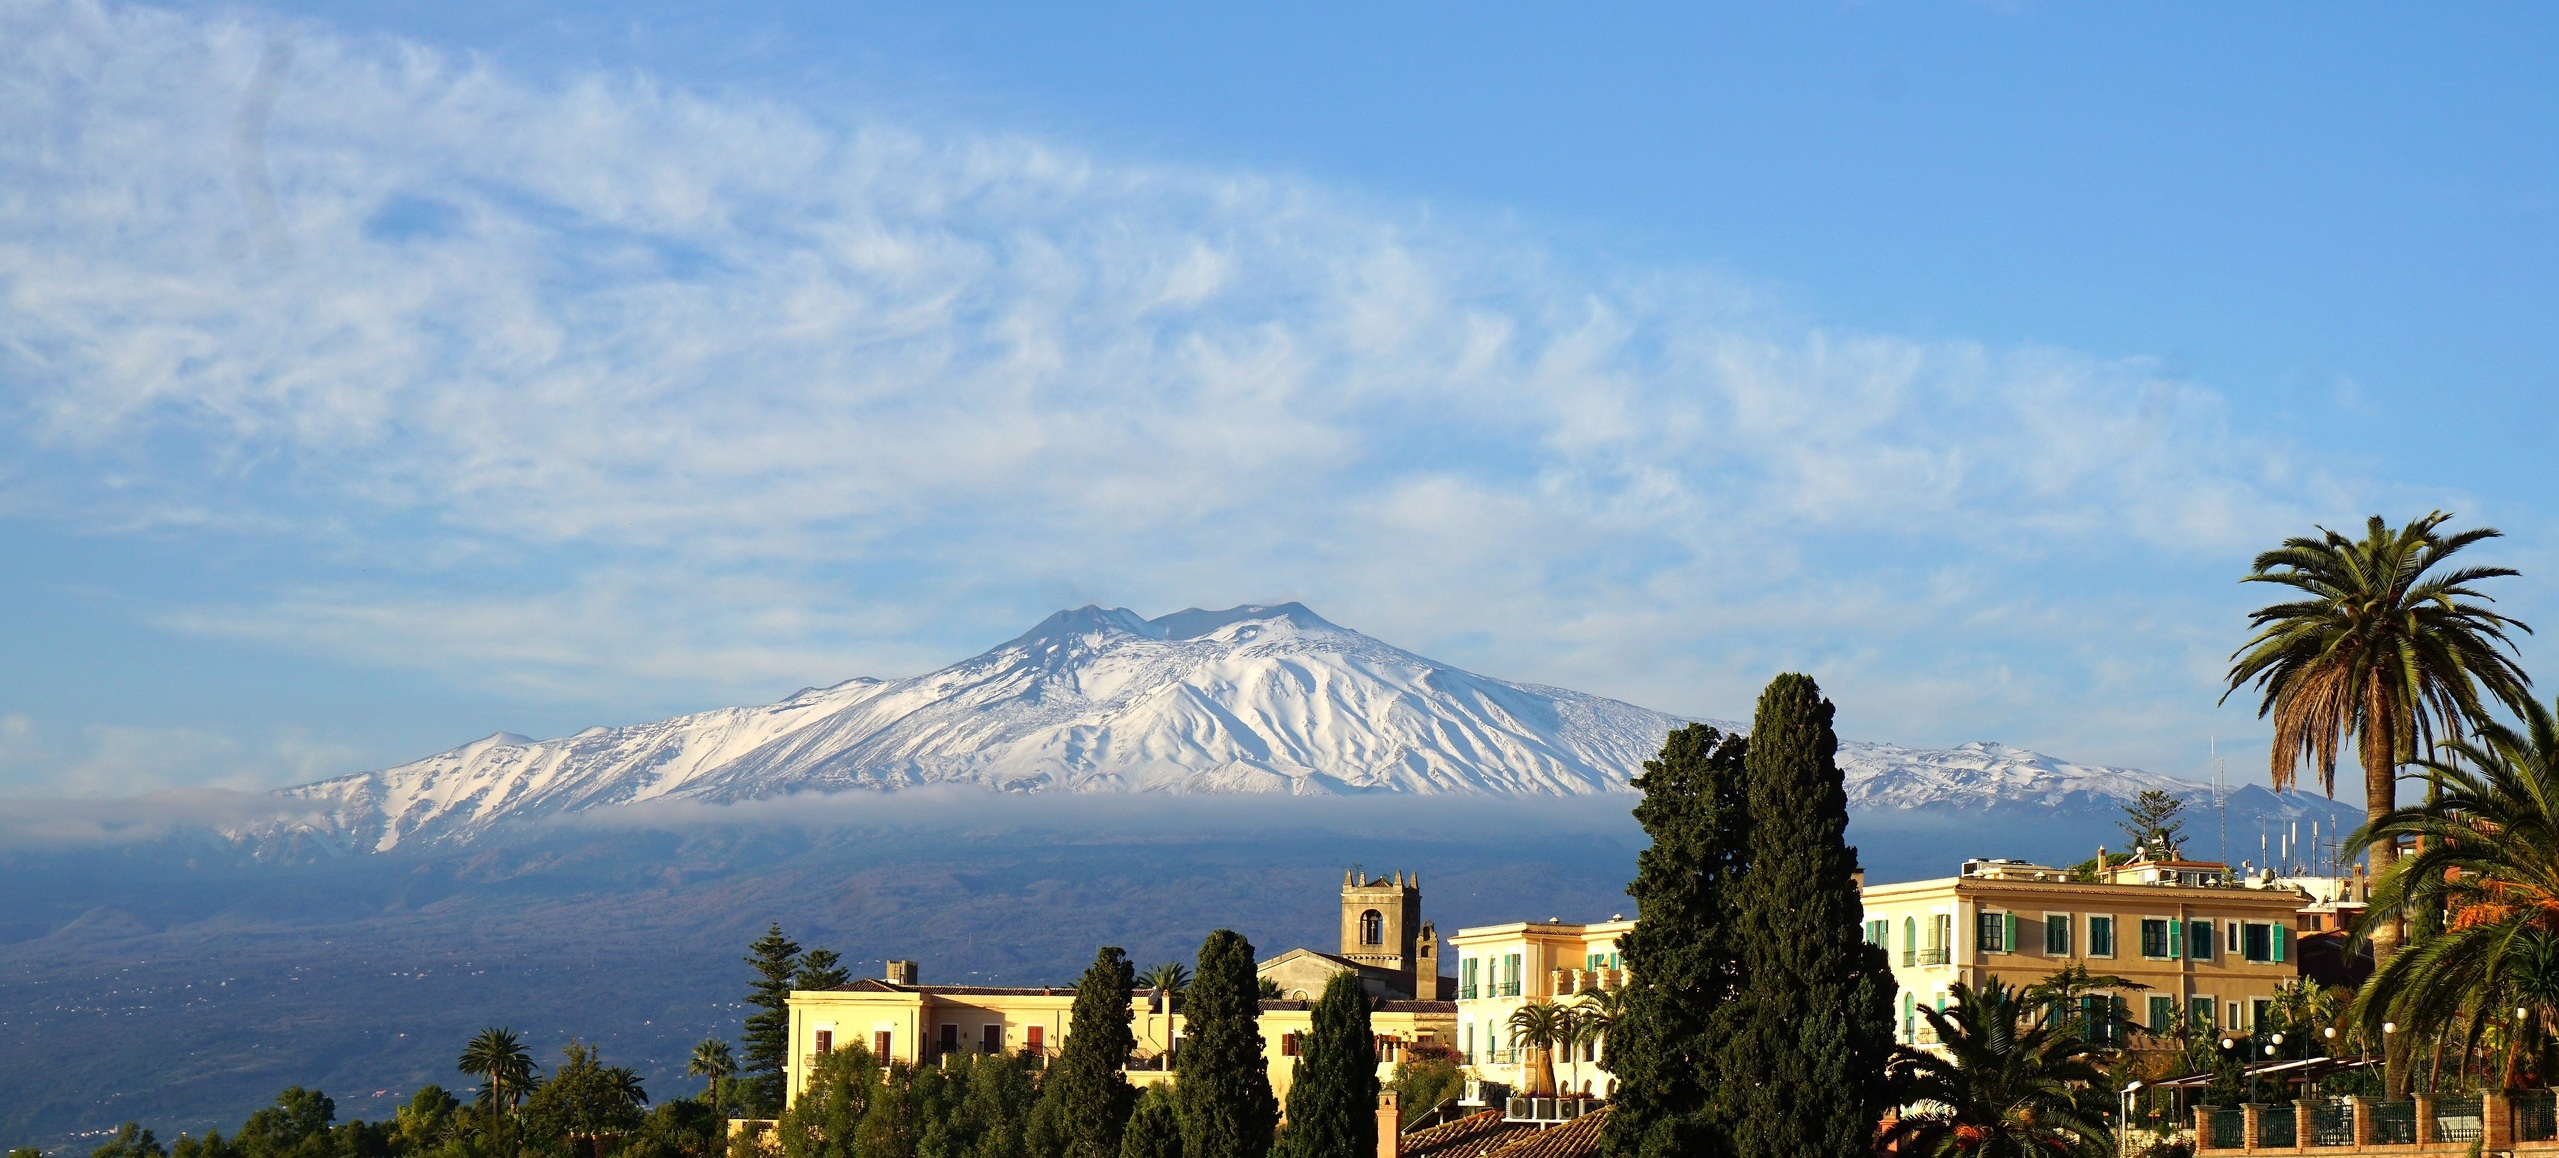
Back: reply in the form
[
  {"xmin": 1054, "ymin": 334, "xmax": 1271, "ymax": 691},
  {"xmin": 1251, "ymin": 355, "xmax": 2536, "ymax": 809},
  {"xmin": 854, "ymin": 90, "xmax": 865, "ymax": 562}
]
[
  {"xmin": 2372, "ymin": 1100, "xmax": 2417, "ymax": 1145},
  {"xmin": 2256, "ymin": 1104, "xmax": 2296, "ymax": 1147},
  {"xmin": 2520, "ymin": 1089, "xmax": 2559, "ymax": 1142},
  {"xmin": 2310, "ymin": 1099, "xmax": 2355, "ymax": 1147},
  {"xmin": 2208, "ymin": 1109, "xmax": 2245, "ymax": 1150},
  {"xmin": 2432, "ymin": 1095, "xmax": 2483, "ymax": 1143}
]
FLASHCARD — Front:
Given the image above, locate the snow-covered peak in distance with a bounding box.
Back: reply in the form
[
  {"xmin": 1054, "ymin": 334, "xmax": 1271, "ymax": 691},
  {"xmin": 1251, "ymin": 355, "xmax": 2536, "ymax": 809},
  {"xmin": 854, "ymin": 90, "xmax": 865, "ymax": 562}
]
[
  {"xmin": 266, "ymin": 601, "xmax": 2263, "ymax": 854},
  {"xmin": 275, "ymin": 603, "xmax": 1687, "ymax": 850}
]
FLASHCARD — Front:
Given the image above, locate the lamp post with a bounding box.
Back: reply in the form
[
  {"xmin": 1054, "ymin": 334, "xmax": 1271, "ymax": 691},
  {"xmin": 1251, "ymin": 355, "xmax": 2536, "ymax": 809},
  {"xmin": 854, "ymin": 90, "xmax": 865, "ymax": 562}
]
[{"xmin": 2120, "ymin": 1080, "xmax": 2144, "ymax": 1158}]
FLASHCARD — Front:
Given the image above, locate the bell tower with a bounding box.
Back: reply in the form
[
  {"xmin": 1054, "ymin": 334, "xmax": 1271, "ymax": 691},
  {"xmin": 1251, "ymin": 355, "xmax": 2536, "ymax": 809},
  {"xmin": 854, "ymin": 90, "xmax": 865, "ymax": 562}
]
[{"xmin": 1339, "ymin": 867, "xmax": 1424, "ymax": 983}]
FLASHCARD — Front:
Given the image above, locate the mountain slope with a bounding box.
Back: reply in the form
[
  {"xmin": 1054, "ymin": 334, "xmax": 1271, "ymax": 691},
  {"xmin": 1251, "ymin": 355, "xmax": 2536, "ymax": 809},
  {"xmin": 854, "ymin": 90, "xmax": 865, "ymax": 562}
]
[
  {"xmin": 271, "ymin": 601, "xmax": 2353, "ymax": 858},
  {"xmin": 278, "ymin": 604, "xmax": 1690, "ymax": 849}
]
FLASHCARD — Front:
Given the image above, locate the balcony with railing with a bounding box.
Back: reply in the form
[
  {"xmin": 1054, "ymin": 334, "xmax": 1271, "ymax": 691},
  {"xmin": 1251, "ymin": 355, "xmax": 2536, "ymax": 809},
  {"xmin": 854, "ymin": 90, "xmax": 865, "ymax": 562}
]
[{"xmin": 1915, "ymin": 948, "xmax": 1951, "ymax": 966}]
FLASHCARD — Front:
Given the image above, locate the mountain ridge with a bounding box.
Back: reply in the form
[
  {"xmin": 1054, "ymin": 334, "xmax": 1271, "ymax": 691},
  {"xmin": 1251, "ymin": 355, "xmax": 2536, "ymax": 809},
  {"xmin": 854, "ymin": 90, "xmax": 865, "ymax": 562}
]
[{"xmin": 265, "ymin": 602, "xmax": 2330, "ymax": 855}]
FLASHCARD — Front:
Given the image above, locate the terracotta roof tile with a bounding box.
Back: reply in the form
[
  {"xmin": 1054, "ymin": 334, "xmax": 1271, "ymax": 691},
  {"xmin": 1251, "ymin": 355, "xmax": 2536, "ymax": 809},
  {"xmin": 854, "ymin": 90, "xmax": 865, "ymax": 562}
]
[
  {"xmin": 1476, "ymin": 1108, "xmax": 1609, "ymax": 1158},
  {"xmin": 1399, "ymin": 1109, "xmax": 1525, "ymax": 1158}
]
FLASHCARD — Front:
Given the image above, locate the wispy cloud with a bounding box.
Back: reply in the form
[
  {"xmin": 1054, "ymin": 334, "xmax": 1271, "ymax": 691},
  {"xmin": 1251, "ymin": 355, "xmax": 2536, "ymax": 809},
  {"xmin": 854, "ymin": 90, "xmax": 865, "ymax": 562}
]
[{"xmin": 0, "ymin": 0, "xmax": 2402, "ymax": 777}]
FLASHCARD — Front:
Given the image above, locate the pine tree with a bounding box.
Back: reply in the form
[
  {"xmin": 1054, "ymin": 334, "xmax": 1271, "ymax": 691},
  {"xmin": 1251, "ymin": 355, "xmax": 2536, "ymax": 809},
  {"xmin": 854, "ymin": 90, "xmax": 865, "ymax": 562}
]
[
  {"xmin": 1177, "ymin": 930, "xmax": 1277, "ymax": 1158},
  {"xmin": 2117, "ymin": 789, "xmax": 2188, "ymax": 858},
  {"xmin": 1276, "ymin": 970, "xmax": 1375, "ymax": 1158},
  {"xmin": 743, "ymin": 924, "xmax": 804, "ymax": 1117},
  {"xmin": 795, "ymin": 948, "xmax": 851, "ymax": 992},
  {"xmin": 1119, "ymin": 1088, "xmax": 1183, "ymax": 1158},
  {"xmin": 1714, "ymin": 674, "xmax": 1897, "ymax": 1158},
  {"xmin": 1602, "ymin": 723, "xmax": 1750, "ymax": 1158},
  {"xmin": 1032, "ymin": 946, "xmax": 1139, "ymax": 1158}
]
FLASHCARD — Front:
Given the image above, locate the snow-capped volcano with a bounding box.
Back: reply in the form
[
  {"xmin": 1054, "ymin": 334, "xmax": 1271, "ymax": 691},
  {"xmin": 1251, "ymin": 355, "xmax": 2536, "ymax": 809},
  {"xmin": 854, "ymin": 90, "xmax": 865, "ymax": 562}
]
[
  {"xmin": 270, "ymin": 601, "xmax": 2317, "ymax": 856},
  {"xmin": 278, "ymin": 603, "xmax": 1690, "ymax": 850}
]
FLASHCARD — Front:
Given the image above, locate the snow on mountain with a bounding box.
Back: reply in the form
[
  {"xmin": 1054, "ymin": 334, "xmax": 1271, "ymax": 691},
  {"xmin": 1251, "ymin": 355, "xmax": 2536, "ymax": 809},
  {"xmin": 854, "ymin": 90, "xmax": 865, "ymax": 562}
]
[
  {"xmin": 266, "ymin": 601, "xmax": 2312, "ymax": 855},
  {"xmin": 274, "ymin": 604, "xmax": 1689, "ymax": 850}
]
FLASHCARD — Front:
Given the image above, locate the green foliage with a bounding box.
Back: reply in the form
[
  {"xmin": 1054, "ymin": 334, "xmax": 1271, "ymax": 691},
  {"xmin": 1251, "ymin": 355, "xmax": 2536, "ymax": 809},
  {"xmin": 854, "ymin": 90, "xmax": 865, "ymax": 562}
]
[
  {"xmin": 1880, "ymin": 978, "xmax": 2110, "ymax": 1158},
  {"xmin": 1252, "ymin": 979, "xmax": 1281, "ymax": 1003},
  {"xmin": 237, "ymin": 1088, "xmax": 342, "ymax": 1158},
  {"xmin": 1276, "ymin": 971, "xmax": 1374, "ymax": 1158},
  {"xmin": 393, "ymin": 1088, "xmax": 465, "ymax": 1154},
  {"xmin": 1602, "ymin": 722, "xmax": 1749, "ymax": 1158},
  {"xmin": 689, "ymin": 1040, "xmax": 739, "ymax": 1119},
  {"xmin": 457, "ymin": 1026, "xmax": 537, "ymax": 1153},
  {"xmin": 521, "ymin": 1041, "xmax": 649, "ymax": 1158},
  {"xmin": 777, "ymin": 1044, "xmax": 880, "ymax": 1158},
  {"xmin": 2117, "ymin": 790, "xmax": 2188, "ymax": 858},
  {"xmin": 1176, "ymin": 931, "xmax": 1276, "ymax": 1158},
  {"xmin": 1032, "ymin": 946, "xmax": 1139, "ymax": 1158},
  {"xmin": 743, "ymin": 925, "xmax": 805, "ymax": 1118},
  {"xmin": 91, "ymin": 1125, "xmax": 165, "ymax": 1158},
  {"xmin": 1138, "ymin": 963, "xmax": 1191, "ymax": 1002},
  {"xmin": 794, "ymin": 950, "xmax": 851, "ymax": 993},
  {"xmin": 2352, "ymin": 697, "xmax": 2559, "ymax": 1087},
  {"xmin": 1715, "ymin": 674, "xmax": 1897, "ymax": 1158},
  {"xmin": 12, "ymin": 1148, "xmax": 44, "ymax": 1158},
  {"xmin": 624, "ymin": 1100, "xmax": 728, "ymax": 1158},
  {"xmin": 1385, "ymin": 1056, "xmax": 1461, "ymax": 1121},
  {"xmin": 1117, "ymin": 1089, "xmax": 1181, "ymax": 1158}
]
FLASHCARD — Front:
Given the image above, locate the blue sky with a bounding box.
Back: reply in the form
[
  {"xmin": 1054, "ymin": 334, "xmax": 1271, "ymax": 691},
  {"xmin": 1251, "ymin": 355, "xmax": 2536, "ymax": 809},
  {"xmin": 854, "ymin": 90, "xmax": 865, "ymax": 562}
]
[{"xmin": 4, "ymin": 0, "xmax": 2555, "ymax": 795}]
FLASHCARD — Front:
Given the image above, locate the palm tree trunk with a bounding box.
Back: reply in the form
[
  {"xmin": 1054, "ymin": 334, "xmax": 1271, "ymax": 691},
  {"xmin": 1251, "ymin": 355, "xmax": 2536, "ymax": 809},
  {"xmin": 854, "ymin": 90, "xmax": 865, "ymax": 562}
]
[{"xmin": 2365, "ymin": 708, "xmax": 2412, "ymax": 1101}]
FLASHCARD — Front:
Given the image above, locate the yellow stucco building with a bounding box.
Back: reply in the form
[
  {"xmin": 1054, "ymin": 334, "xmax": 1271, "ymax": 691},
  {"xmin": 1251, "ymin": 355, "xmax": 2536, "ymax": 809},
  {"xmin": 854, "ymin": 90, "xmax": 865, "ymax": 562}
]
[
  {"xmin": 1858, "ymin": 854, "xmax": 2316, "ymax": 1050},
  {"xmin": 1447, "ymin": 916, "xmax": 1631, "ymax": 1099}
]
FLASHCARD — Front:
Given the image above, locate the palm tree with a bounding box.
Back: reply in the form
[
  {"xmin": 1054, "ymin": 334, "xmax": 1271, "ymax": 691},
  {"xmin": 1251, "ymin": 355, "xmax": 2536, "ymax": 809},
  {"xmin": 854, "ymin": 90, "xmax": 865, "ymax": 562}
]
[
  {"xmin": 2351, "ymin": 697, "xmax": 2559, "ymax": 1089},
  {"xmin": 459, "ymin": 1027, "xmax": 536, "ymax": 1151},
  {"xmin": 2020, "ymin": 963, "xmax": 2147, "ymax": 1047},
  {"xmin": 1140, "ymin": 961, "xmax": 1191, "ymax": 1006},
  {"xmin": 1568, "ymin": 983, "xmax": 1626, "ymax": 1097},
  {"xmin": 1505, "ymin": 1000, "xmax": 1575, "ymax": 1097},
  {"xmin": 687, "ymin": 1038, "xmax": 736, "ymax": 1117},
  {"xmin": 2225, "ymin": 512, "xmax": 2533, "ymax": 966},
  {"xmin": 1880, "ymin": 978, "xmax": 2111, "ymax": 1158}
]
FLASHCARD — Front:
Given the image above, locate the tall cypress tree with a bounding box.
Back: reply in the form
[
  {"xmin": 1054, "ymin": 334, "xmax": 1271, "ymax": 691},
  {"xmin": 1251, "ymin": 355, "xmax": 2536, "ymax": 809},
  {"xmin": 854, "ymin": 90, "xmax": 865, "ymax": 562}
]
[
  {"xmin": 1178, "ymin": 930, "xmax": 1278, "ymax": 1158},
  {"xmin": 1714, "ymin": 674, "xmax": 1896, "ymax": 1158},
  {"xmin": 1276, "ymin": 970, "xmax": 1376, "ymax": 1158},
  {"xmin": 742, "ymin": 924, "xmax": 803, "ymax": 1117},
  {"xmin": 1602, "ymin": 723, "xmax": 1750, "ymax": 1158},
  {"xmin": 1032, "ymin": 946, "xmax": 1140, "ymax": 1158}
]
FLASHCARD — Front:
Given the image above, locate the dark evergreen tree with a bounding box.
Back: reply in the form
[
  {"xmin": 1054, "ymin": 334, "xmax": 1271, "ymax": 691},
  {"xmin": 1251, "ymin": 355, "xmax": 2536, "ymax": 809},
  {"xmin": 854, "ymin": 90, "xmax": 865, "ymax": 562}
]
[
  {"xmin": 2117, "ymin": 789, "xmax": 2188, "ymax": 858},
  {"xmin": 1177, "ymin": 931, "xmax": 1277, "ymax": 1158},
  {"xmin": 233, "ymin": 1088, "xmax": 336, "ymax": 1158},
  {"xmin": 1119, "ymin": 1088, "xmax": 1182, "ymax": 1158},
  {"xmin": 89, "ymin": 1124, "xmax": 164, "ymax": 1158},
  {"xmin": 521, "ymin": 1042, "xmax": 650, "ymax": 1158},
  {"xmin": 742, "ymin": 924, "xmax": 804, "ymax": 1117},
  {"xmin": 795, "ymin": 948, "xmax": 851, "ymax": 992},
  {"xmin": 1276, "ymin": 971, "xmax": 1375, "ymax": 1158},
  {"xmin": 1602, "ymin": 723, "xmax": 1750, "ymax": 1158},
  {"xmin": 1031, "ymin": 947, "xmax": 1139, "ymax": 1158},
  {"xmin": 1714, "ymin": 674, "xmax": 1896, "ymax": 1158}
]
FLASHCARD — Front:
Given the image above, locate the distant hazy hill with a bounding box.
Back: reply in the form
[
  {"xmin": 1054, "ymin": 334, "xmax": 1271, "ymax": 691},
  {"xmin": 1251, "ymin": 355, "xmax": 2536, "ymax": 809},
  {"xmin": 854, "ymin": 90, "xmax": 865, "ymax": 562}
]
[{"xmin": 262, "ymin": 602, "xmax": 2359, "ymax": 862}]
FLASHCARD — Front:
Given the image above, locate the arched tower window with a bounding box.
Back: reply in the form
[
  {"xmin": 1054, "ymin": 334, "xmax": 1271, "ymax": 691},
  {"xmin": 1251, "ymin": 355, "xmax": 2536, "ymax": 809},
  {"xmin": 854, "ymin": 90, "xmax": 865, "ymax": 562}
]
[{"xmin": 1360, "ymin": 909, "xmax": 1384, "ymax": 945}]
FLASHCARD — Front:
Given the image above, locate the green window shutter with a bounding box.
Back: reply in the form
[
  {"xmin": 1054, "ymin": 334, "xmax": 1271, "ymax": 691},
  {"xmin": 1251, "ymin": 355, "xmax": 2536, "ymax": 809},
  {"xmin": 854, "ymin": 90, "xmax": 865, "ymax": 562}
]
[
  {"xmin": 2005, "ymin": 912, "xmax": 2019, "ymax": 953},
  {"xmin": 2168, "ymin": 919, "xmax": 2182, "ymax": 959},
  {"xmin": 2272, "ymin": 925, "xmax": 2287, "ymax": 963}
]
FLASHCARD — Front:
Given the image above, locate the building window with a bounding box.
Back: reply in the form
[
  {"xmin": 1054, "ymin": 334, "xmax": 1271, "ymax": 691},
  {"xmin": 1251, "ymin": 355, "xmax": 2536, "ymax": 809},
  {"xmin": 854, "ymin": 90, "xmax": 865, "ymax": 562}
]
[
  {"xmin": 2252, "ymin": 998, "xmax": 2271, "ymax": 1030},
  {"xmin": 1902, "ymin": 992, "xmax": 1916, "ymax": 1043},
  {"xmin": 2140, "ymin": 919, "xmax": 2173, "ymax": 959},
  {"xmin": 813, "ymin": 1029, "xmax": 832, "ymax": 1055},
  {"xmin": 1919, "ymin": 915, "xmax": 1952, "ymax": 965},
  {"xmin": 1503, "ymin": 953, "xmax": 1523, "ymax": 997},
  {"xmin": 939, "ymin": 1024, "xmax": 959, "ymax": 1058},
  {"xmin": 2045, "ymin": 914, "xmax": 2070, "ymax": 956},
  {"xmin": 1461, "ymin": 957, "xmax": 1479, "ymax": 1000},
  {"xmin": 2088, "ymin": 916, "xmax": 2115, "ymax": 958},
  {"xmin": 1977, "ymin": 911, "xmax": 2013, "ymax": 953},
  {"xmin": 2150, "ymin": 996, "xmax": 2176, "ymax": 1032},
  {"xmin": 1464, "ymin": 1023, "xmax": 1474, "ymax": 1063},
  {"xmin": 1360, "ymin": 909, "xmax": 1384, "ymax": 946},
  {"xmin": 1281, "ymin": 1033, "xmax": 1299, "ymax": 1057},
  {"xmin": 2243, "ymin": 922, "xmax": 2283, "ymax": 963},
  {"xmin": 2190, "ymin": 996, "xmax": 2213, "ymax": 1026},
  {"xmin": 1864, "ymin": 919, "xmax": 1887, "ymax": 948},
  {"xmin": 983, "ymin": 1024, "xmax": 1002, "ymax": 1054},
  {"xmin": 1902, "ymin": 917, "xmax": 1917, "ymax": 967},
  {"xmin": 1021, "ymin": 1027, "xmax": 1040, "ymax": 1056},
  {"xmin": 2189, "ymin": 920, "xmax": 2215, "ymax": 961}
]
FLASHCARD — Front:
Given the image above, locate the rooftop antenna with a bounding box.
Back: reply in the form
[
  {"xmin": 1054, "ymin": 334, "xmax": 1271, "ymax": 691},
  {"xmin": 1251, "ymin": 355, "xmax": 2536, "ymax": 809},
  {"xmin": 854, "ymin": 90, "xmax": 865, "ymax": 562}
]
[{"xmin": 2214, "ymin": 738, "xmax": 2228, "ymax": 869}]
